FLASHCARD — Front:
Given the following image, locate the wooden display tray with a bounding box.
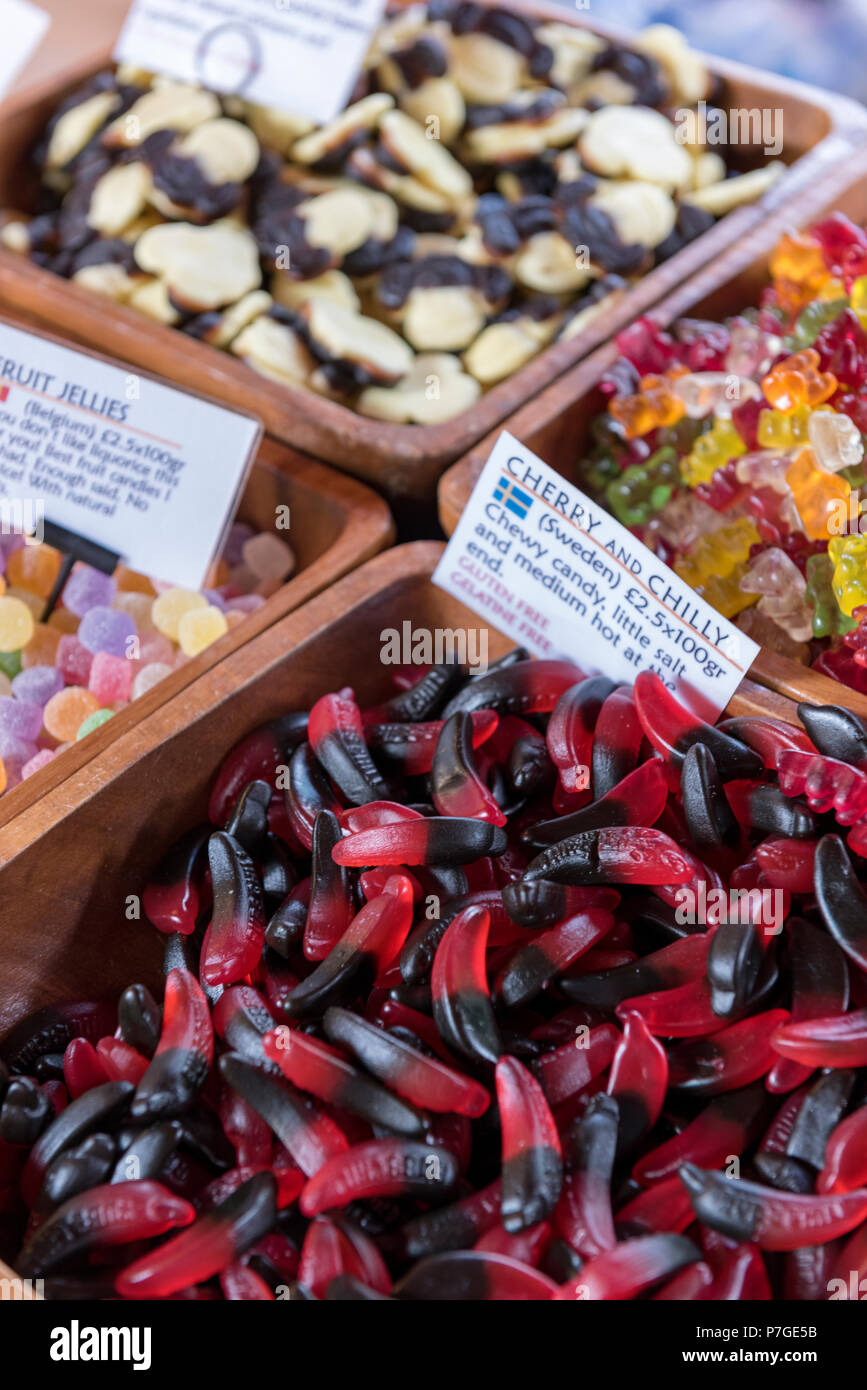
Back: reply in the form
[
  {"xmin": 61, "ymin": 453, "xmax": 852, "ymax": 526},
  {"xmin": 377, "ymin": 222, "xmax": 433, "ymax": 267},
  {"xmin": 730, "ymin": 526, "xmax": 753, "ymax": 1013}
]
[
  {"xmin": 438, "ymin": 151, "xmax": 867, "ymax": 719},
  {"xmin": 0, "ymin": 539, "xmax": 833, "ymax": 1292},
  {"xmin": 0, "ymin": 539, "xmax": 808, "ymax": 1039},
  {"xmin": 0, "ymin": 362, "xmax": 394, "ymax": 830},
  {"xmin": 0, "ymin": 0, "xmax": 862, "ymax": 501}
]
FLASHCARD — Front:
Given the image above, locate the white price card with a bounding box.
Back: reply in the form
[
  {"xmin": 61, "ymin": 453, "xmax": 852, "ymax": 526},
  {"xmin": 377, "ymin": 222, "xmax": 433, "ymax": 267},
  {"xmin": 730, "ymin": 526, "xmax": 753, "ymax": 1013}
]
[
  {"xmin": 114, "ymin": 0, "xmax": 388, "ymax": 125},
  {"xmin": 0, "ymin": 319, "xmax": 262, "ymax": 589},
  {"xmin": 0, "ymin": 0, "xmax": 49, "ymax": 102},
  {"xmin": 434, "ymin": 431, "xmax": 761, "ymax": 721}
]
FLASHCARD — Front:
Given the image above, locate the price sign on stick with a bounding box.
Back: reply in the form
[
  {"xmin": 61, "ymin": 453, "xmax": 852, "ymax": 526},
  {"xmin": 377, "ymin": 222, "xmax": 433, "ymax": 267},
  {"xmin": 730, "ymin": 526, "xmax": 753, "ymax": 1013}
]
[
  {"xmin": 115, "ymin": 0, "xmax": 388, "ymax": 124},
  {"xmin": 0, "ymin": 319, "xmax": 261, "ymax": 594},
  {"xmin": 434, "ymin": 431, "xmax": 760, "ymax": 722}
]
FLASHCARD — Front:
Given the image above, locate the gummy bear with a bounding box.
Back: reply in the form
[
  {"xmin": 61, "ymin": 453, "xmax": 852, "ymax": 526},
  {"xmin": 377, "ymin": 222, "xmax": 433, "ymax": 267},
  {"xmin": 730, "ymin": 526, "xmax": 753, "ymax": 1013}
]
[
  {"xmin": 834, "ymin": 391, "xmax": 867, "ymax": 435},
  {"xmin": 730, "ymin": 396, "xmax": 764, "ymax": 450},
  {"xmin": 614, "ymin": 318, "xmax": 679, "ymax": 374},
  {"xmin": 680, "ymin": 418, "xmax": 746, "ymax": 488},
  {"xmin": 769, "ymin": 232, "xmax": 829, "ymax": 293},
  {"xmin": 813, "ymin": 642, "xmax": 867, "ymax": 695},
  {"xmin": 850, "ymin": 275, "xmax": 867, "ymax": 326},
  {"xmin": 673, "ymin": 319, "xmax": 731, "ymax": 373},
  {"xmin": 583, "ymin": 448, "xmax": 623, "ymax": 497},
  {"xmin": 609, "ymin": 373, "xmax": 686, "ymax": 439},
  {"xmin": 843, "ymin": 603, "xmax": 867, "ymax": 667},
  {"xmin": 811, "ymin": 214, "xmax": 867, "ymax": 288},
  {"xmin": 673, "ymin": 372, "xmax": 760, "ymax": 421},
  {"xmin": 604, "ymin": 447, "xmax": 680, "ymax": 527},
  {"xmin": 725, "ymin": 317, "xmax": 782, "ymax": 378},
  {"xmin": 757, "ymin": 403, "xmax": 812, "ymax": 450},
  {"xmin": 645, "ymin": 492, "xmax": 724, "ymax": 552},
  {"xmin": 762, "ymin": 350, "xmax": 837, "ymax": 414},
  {"xmin": 695, "ymin": 460, "xmax": 744, "ymax": 512},
  {"xmin": 807, "ymin": 407, "xmax": 864, "ymax": 473},
  {"xmin": 805, "ymin": 552, "xmax": 856, "ymax": 638},
  {"xmin": 829, "ymin": 534, "xmax": 867, "ymax": 617},
  {"xmin": 654, "ymin": 416, "xmax": 704, "ymax": 454},
  {"xmin": 788, "ymin": 296, "xmax": 850, "ymax": 351},
  {"xmin": 813, "ymin": 308, "xmax": 867, "ymax": 390},
  {"xmin": 744, "ymin": 487, "xmax": 805, "ymax": 547},
  {"xmin": 674, "ymin": 517, "xmax": 760, "ymax": 594},
  {"xmin": 738, "ymin": 547, "xmax": 814, "ymax": 642},
  {"xmin": 786, "ymin": 448, "xmax": 850, "ymax": 540},
  {"xmin": 692, "ymin": 570, "xmax": 757, "ymax": 620},
  {"xmin": 735, "ymin": 451, "xmax": 791, "ymax": 494},
  {"xmin": 599, "ymin": 358, "xmax": 641, "ymax": 399}
]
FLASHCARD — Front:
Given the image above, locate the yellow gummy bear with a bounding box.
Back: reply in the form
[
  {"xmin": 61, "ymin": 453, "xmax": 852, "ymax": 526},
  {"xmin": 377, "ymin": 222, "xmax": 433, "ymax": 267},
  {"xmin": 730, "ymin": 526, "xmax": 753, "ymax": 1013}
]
[
  {"xmin": 829, "ymin": 534, "xmax": 867, "ymax": 617},
  {"xmin": 674, "ymin": 517, "xmax": 760, "ymax": 589},
  {"xmin": 680, "ymin": 419, "xmax": 746, "ymax": 488},
  {"xmin": 693, "ymin": 568, "xmax": 758, "ymax": 620},
  {"xmin": 756, "ymin": 404, "xmax": 812, "ymax": 450},
  {"xmin": 851, "ymin": 276, "xmax": 867, "ymax": 329},
  {"xmin": 786, "ymin": 448, "xmax": 850, "ymax": 540}
]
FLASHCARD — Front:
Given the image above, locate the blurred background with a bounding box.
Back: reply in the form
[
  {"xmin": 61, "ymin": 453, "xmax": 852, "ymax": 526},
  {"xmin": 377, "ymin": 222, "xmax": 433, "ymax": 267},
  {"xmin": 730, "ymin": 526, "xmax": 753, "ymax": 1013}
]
[
  {"xmin": 4, "ymin": 0, "xmax": 867, "ymax": 109},
  {"xmin": 568, "ymin": 0, "xmax": 867, "ymax": 100}
]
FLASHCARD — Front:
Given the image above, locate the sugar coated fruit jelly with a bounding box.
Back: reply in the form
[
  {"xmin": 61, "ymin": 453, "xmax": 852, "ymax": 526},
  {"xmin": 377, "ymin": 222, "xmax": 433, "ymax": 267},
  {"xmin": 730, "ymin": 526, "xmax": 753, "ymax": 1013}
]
[
  {"xmin": 578, "ymin": 213, "xmax": 867, "ymax": 697},
  {"xmin": 8, "ymin": 658, "xmax": 867, "ymax": 1301},
  {"xmin": 0, "ymin": 521, "xmax": 294, "ymax": 796}
]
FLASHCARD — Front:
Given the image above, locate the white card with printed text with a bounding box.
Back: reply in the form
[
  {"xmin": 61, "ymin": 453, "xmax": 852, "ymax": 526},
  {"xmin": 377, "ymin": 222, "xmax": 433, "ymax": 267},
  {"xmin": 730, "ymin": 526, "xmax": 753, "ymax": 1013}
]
[
  {"xmin": 0, "ymin": 319, "xmax": 261, "ymax": 588},
  {"xmin": 114, "ymin": 0, "xmax": 387, "ymax": 125},
  {"xmin": 434, "ymin": 431, "xmax": 760, "ymax": 720}
]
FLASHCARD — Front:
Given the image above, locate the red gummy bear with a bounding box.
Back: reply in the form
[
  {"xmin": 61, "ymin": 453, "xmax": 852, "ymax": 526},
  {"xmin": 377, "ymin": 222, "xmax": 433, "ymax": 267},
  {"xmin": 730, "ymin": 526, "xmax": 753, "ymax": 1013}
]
[
  {"xmin": 814, "ymin": 309, "xmax": 867, "ymax": 390},
  {"xmin": 615, "ymin": 317, "xmax": 679, "ymax": 374},
  {"xmin": 811, "ymin": 213, "xmax": 867, "ymax": 287}
]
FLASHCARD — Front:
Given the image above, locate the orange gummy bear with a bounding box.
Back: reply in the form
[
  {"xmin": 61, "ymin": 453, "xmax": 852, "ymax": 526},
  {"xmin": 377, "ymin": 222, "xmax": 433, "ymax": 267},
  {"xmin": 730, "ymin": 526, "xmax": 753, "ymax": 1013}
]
[
  {"xmin": 785, "ymin": 447, "xmax": 850, "ymax": 540},
  {"xmin": 609, "ymin": 372, "xmax": 686, "ymax": 439},
  {"xmin": 769, "ymin": 233, "xmax": 829, "ymax": 290},
  {"xmin": 762, "ymin": 349, "xmax": 837, "ymax": 414}
]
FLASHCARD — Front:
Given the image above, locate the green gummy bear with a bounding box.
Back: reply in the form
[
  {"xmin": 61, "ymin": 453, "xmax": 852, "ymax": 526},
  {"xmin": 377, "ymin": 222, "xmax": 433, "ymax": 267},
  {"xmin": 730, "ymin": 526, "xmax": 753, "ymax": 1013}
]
[
  {"xmin": 805, "ymin": 552, "xmax": 857, "ymax": 638},
  {"xmin": 841, "ymin": 463, "xmax": 867, "ymax": 491},
  {"xmin": 786, "ymin": 297, "xmax": 850, "ymax": 351},
  {"xmin": 605, "ymin": 447, "xmax": 680, "ymax": 528},
  {"xmin": 656, "ymin": 417, "xmax": 704, "ymax": 453},
  {"xmin": 582, "ymin": 448, "xmax": 621, "ymax": 497}
]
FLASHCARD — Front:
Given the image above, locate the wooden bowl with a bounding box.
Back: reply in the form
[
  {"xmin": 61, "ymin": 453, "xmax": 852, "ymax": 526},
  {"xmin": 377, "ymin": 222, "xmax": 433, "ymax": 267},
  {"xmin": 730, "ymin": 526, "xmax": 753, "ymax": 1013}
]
[
  {"xmin": 438, "ymin": 150, "xmax": 867, "ymax": 719},
  {"xmin": 0, "ymin": 538, "xmax": 816, "ymax": 1042},
  {"xmin": 0, "ymin": 0, "xmax": 862, "ymax": 501},
  {"xmin": 0, "ymin": 539, "xmax": 827, "ymax": 1290}
]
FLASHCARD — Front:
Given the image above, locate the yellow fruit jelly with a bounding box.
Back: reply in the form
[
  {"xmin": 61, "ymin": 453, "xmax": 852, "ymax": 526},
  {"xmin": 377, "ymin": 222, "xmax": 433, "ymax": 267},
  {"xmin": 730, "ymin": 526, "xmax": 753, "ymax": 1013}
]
[
  {"xmin": 0, "ymin": 595, "xmax": 34, "ymax": 652},
  {"xmin": 177, "ymin": 605, "xmax": 229, "ymax": 657},
  {"xmin": 151, "ymin": 589, "xmax": 209, "ymax": 642}
]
